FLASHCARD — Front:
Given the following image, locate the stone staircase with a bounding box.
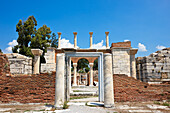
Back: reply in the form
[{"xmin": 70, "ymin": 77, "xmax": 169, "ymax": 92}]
[{"xmin": 70, "ymin": 86, "xmax": 98, "ymax": 96}]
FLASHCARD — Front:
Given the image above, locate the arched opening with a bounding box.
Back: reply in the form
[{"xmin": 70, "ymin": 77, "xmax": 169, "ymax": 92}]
[
  {"xmin": 70, "ymin": 57, "xmax": 99, "ymax": 102},
  {"xmin": 76, "ymin": 58, "xmax": 89, "ymax": 86}
]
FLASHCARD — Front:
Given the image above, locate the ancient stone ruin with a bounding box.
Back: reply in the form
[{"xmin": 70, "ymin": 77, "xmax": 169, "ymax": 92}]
[
  {"xmin": 136, "ymin": 48, "xmax": 170, "ymax": 83},
  {"xmin": 0, "ymin": 53, "xmax": 10, "ymax": 77},
  {"xmin": 6, "ymin": 53, "xmax": 32, "ymax": 75}
]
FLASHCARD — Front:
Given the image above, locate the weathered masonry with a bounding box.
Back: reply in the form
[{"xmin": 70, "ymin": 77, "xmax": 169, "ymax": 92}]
[
  {"xmin": 136, "ymin": 48, "xmax": 170, "ymax": 83},
  {"xmin": 54, "ymin": 32, "xmax": 138, "ymax": 108}
]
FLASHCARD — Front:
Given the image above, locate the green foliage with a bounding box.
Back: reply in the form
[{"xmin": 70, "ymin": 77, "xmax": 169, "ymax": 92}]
[
  {"xmin": 51, "ymin": 33, "xmax": 58, "ymax": 48},
  {"xmin": 154, "ymin": 101, "xmax": 161, "ymax": 105},
  {"xmin": 77, "ymin": 59, "xmax": 89, "ymax": 72},
  {"xmin": 78, "ymin": 69, "xmax": 85, "ymax": 73},
  {"xmin": 13, "ymin": 16, "xmax": 58, "ymax": 63},
  {"xmin": 93, "ymin": 59, "xmax": 98, "ymax": 70},
  {"xmin": 0, "ymin": 49, "xmax": 2, "ymax": 53},
  {"xmin": 162, "ymin": 102, "xmax": 170, "ymax": 106},
  {"xmin": 14, "ymin": 16, "xmax": 37, "ymax": 56},
  {"xmin": 63, "ymin": 101, "xmax": 69, "ymax": 109},
  {"xmin": 30, "ymin": 25, "xmax": 51, "ymax": 53}
]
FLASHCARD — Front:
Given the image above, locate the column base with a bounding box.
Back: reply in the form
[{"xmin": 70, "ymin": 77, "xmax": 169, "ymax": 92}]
[
  {"xmin": 72, "ymin": 84, "xmax": 77, "ymax": 86},
  {"xmin": 104, "ymin": 104, "xmax": 114, "ymax": 108},
  {"xmin": 89, "ymin": 84, "xmax": 93, "ymax": 86}
]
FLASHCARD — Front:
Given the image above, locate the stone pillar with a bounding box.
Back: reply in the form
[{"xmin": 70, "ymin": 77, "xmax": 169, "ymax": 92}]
[
  {"xmin": 31, "ymin": 49, "xmax": 43, "ymax": 74},
  {"xmin": 54, "ymin": 53, "xmax": 65, "ymax": 108},
  {"xmin": 58, "ymin": 32, "xmax": 61, "ymax": 49},
  {"xmin": 131, "ymin": 54, "xmax": 136, "ymax": 79},
  {"xmin": 72, "ymin": 63, "xmax": 77, "ymax": 86},
  {"xmin": 105, "ymin": 32, "xmax": 109, "ymax": 49},
  {"xmin": 89, "ymin": 32, "xmax": 93, "ymax": 49},
  {"xmin": 104, "ymin": 53, "xmax": 114, "ymax": 108},
  {"xmin": 89, "ymin": 63, "xmax": 94, "ymax": 86},
  {"xmin": 129, "ymin": 49, "xmax": 138, "ymax": 79},
  {"xmin": 73, "ymin": 32, "xmax": 77, "ymax": 49}
]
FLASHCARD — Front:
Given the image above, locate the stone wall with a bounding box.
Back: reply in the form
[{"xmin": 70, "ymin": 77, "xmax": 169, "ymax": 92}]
[
  {"xmin": 6, "ymin": 53, "xmax": 32, "ymax": 75},
  {"xmin": 111, "ymin": 41, "xmax": 138, "ymax": 77},
  {"xmin": 136, "ymin": 48, "xmax": 170, "ymax": 83},
  {"xmin": 0, "ymin": 53, "xmax": 10, "ymax": 77},
  {"xmin": 0, "ymin": 72, "xmax": 169, "ymax": 103},
  {"xmin": 112, "ymin": 48, "xmax": 131, "ymax": 76},
  {"xmin": 41, "ymin": 48, "xmax": 56, "ymax": 73}
]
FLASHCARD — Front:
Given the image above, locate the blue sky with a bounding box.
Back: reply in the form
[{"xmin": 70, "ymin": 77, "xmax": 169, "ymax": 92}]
[{"xmin": 0, "ymin": 0, "xmax": 170, "ymax": 57}]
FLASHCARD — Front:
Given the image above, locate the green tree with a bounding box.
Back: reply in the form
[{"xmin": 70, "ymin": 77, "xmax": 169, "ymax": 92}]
[
  {"xmin": 0, "ymin": 49, "xmax": 2, "ymax": 53},
  {"xmin": 30, "ymin": 25, "xmax": 52, "ymax": 63},
  {"xmin": 93, "ymin": 59, "xmax": 98, "ymax": 70},
  {"xmin": 30, "ymin": 25, "xmax": 51, "ymax": 53},
  {"xmin": 13, "ymin": 15, "xmax": 37, "ymax": 56},
  {"xmin": 51, "ymin": 33, "xmax": 58, "ymax": 48},
  {"xmin": 77, "ymin": 59, "xmax": 90, "ymax": 73}
]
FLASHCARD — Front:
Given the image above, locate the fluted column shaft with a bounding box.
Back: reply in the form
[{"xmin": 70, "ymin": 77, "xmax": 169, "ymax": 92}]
[
  {"xmin": 72, "ymin": 63, "xmax": 77, "ymax": 86},
  {"xmin": 73, "ymin": 32, "xmax": 77, "ymax": 49},
  {"xmin": 58, "ymin": 32, "xmax": 61, "ymax": 49},
  {"xmin": 89, "ymin": 32, "xmax": 93, "ymax": 49},
  {"xmin": 89, "ymin": 63, "xmax": 94, "ymax": 86},
  {"xmin": 105, "ymin": 32, "xmax": 109, "ymax": 49}
]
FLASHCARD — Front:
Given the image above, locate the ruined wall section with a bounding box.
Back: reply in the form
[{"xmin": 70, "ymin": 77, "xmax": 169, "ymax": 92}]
[
  {"xmin": 136, "ymin": 48, "xmax": 170, "ymax": 83},
  {"xmin": 6, "ymin": 53, "xmax": 32, "ymax": 75},
  {"xmin": 41, "ymin": 48, "xmax": 56, "ymax": 73},
  {"xmin": 111, "ymin": 41, "xmax": 138, "ymax": 77},
  {"xmin": 112, "ymin": 48, "xmax": 131, "ymax": 76},
  {"xmin": 0, "ymin": 53, "xmax": 10, "ymax": 76}
]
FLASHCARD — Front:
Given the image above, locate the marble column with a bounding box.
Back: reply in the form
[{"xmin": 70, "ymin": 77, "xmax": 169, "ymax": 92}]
[
  {"xmin": 105, "ymin": 32, "xmax": 109, "ymax": 49},
  {"xmin": 57, "ymin": 32, "xmax": 61, "ymax": 49},
  {"xmin": 54, "ymin": 53, "xmax": 65, "ymax": 108},
  {"xmin": 104, "ymin": 53, "xmax": 114, "ymax": 108},
  {"xmin": 31, "ymin": 49, "xmax": 43, "ymax": 74},
  {"xmin": 89, "ymin": 63, "xmax": 94, "ymax": 86},
  {"xmin": 73, "ymin": 32, "xmax": 77, "ymax": 49},
  {"xmin": 89, "ymin": 32, "xmax": 93, "ymax": 49},
  {"xmin": 72, "ymin": 63, "xmax": 77, "ymax": 86},
  {"xmin": 129, "ymin": 49, "xmax": 138, "ymax": 79}
]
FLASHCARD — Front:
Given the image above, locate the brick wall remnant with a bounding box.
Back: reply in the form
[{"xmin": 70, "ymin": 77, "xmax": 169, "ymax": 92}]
[{"xmin": 0, "ymin": 53, "xmax": 10, "ymax": 77}]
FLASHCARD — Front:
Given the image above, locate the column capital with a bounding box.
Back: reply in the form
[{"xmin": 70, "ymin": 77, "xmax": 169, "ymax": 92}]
[
  {"xmin": 89, "ymin": 32, "xmax": 93, "ymax": 36},
  {"xmin": 89, "ymin": 63, "xmax": 94, "ymax": 67},
  {"xmin": 57, "ymin": 32, "xmax": 62, "ymax": 36},
  {"xmin": 31, "ymin": 49, "xmax": 43, "ymax": 56},
  {"xmin": 105, "ymin": 32, "xmax": 109, "ymax": 35},
  {"xmin": 73, "ymin": 63, "xmax": 77, "ymax": 67},
  {"xmin": 129, "ymin": 49, "xmax": 138, "ymax": 55},
  {"xmin": 73, "ymin": 32, "xmax": 77, "ymax": 35}
]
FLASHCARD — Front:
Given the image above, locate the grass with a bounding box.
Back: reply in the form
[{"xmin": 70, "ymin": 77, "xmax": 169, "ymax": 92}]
[
  {"xmin": 63, "ymin": 101, "xmax": 69, "ymax": 109},
  {"xmin": 162, "ymin": 102, "xmax": 170, "ymax": 106},
  {"xmin": 154, "ymin": 101, "xmax": 161, "ymax": 105},
  {"xmin": 70, "ymin": 96, "xmax": 95, "ymax": 100}
]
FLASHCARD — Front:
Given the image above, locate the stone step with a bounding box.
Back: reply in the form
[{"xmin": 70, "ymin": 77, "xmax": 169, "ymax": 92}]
[{"xmin": 70, "ymin": 91, "xmax": 98, "ymax": 96}]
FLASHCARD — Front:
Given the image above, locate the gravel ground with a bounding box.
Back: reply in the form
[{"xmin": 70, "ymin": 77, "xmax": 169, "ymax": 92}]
[{"xmin": 0, "ymin": 98, "xmax": 169, "ymax": 113}]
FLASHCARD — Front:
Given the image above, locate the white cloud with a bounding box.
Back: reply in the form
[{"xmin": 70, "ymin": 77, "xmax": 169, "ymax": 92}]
[
  {"xmin": 138, "ymin": 43, "xmax": 147, "ymax": 52},
  {"xmin": 8, "ymin": 40, "xmax": 18, "ymax": 46},
  {"xmin": 92, "ymin": 40, "xmax": 106, "ymax": 49},
  {"xmin": 124, "ymin": 39, "xmax": 130, "ymax": 42},
  {"xmin": 60, "ymin": 38, "xmax": 75, "ymax": 48},
  {"xmin": 4, "ymin": 40, "xmax": 18, "ymax": 53},
  {"xmin": 156, "ymin": 45, "xmax": 166, "ymax": 50}
]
